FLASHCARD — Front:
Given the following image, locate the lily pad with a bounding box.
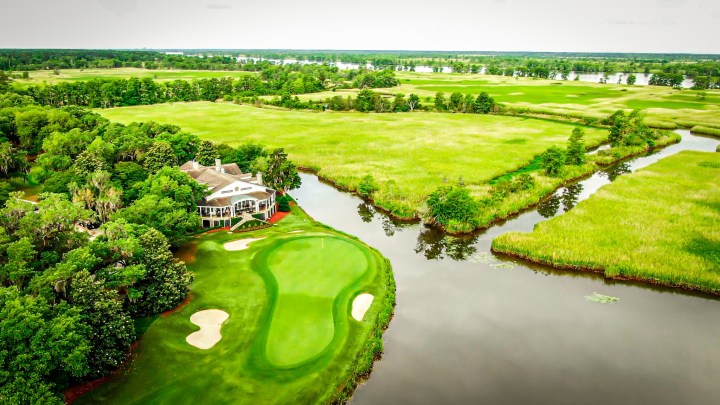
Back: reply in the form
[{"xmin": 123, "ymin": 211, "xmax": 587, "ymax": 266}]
[{"xmin": 585, "ymin": 292, "xmax": 620, "ymax": 303}]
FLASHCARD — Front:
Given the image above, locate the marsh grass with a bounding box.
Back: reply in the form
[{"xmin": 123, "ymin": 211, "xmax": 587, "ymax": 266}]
[
  {"xmin": 98, "ymin": 102, "xmax": 608, "ymax": 219},
  {"xmin": 690, "ymin": 126, "xmax": 720, "ymax": 138},
  {"xmin": 492, "ymin": 151, "xmax": 720, "ymax": 294},
  {"xmin": 386, "ymin": 73, "xmax": 720, "ymax": 128}
]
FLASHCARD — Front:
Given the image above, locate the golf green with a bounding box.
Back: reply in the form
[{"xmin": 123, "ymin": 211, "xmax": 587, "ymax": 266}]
[{"xmin": 261, "ymin": 237, "xmax": 371, "ymax": 367}]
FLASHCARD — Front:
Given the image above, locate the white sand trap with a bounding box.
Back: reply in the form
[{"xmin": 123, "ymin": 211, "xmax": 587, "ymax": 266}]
[
  {"xmin": 351, "ymin": 293, "xmax": 374, "ymax": 321},
  {"xmin": 288, "ymin": 230, "xmax": 305, "ymax": 233},
  {"xmin": 186, "ymin": 309, "xmax": 229, "ymax": 350},
  {"xmin": 224, "ymin": 237, "xmax": 264, "ymax": 251}
]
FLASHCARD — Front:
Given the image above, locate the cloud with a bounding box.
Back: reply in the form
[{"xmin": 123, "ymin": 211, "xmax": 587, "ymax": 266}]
[
  {"xmin": 97, "ymin": 0, "xmax": 138, "ymax": 16},
  {"xmin": 207, "ymin": 3, "xmax": 232, "ymax": 9},
  {"xmin": 605, "ymin": 19, "xmax": 636, "ymax": 26},
  {"xmin": 605, "ymin": 17, "xmax": 676, "ymax": 27}
]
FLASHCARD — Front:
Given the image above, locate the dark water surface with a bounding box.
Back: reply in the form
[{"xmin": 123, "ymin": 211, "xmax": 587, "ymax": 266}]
[{"xmin": 291, "ymin": 130, "xmax": 720, "ymax": 405}]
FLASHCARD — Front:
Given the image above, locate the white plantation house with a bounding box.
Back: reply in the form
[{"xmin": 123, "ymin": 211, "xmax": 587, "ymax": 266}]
[{"xmin": 180, "ymin": 159, "xmax": 277, "ymax": 228}]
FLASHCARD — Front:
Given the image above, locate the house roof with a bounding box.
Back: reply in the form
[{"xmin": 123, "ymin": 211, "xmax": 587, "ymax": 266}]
[
  {"xmin": 180, "ymin": 160, "xmax": 274, "ymax": 202},
  {"xmin": 180, "ymin": 160, "xmax": 243, "ymax": 174},
  {"xmin": 193, "ymin": 170, "xmax": 243, "ymax": 194},
  {"xmin": 247, "ymin": 191, "xmax": 272, "ymax": 200},
  {"xmin": 199, "ymin": 197, "xmax": 233, "ymax": 207}
]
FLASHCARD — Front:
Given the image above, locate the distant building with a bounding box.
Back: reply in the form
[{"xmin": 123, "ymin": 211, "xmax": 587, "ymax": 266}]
[{"xmin": 180, "ymin": 159, "xmax": 276, "ymax": 228}]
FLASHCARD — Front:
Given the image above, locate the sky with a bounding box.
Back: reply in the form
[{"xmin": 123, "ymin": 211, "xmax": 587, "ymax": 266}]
[{"xmin": 1, "ymin": 0, "xmax": 719, "ymax": 53}]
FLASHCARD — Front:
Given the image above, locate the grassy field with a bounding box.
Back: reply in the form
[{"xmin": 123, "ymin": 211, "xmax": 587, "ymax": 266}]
[
  {"xmin": 492, "ymin": 151, "xmax": 720, "ymax": 294},
  {"xmin": 97, "ymin": 102, "xmax": 608, "ymax": 218},
  {"xmin": 13, "ymin": 68, "xmax": 720, "ymax": 128},
  {"xmin": 77, "ymin": 206, "xmax": 393, "ymax": 404},
  {"xmin": 294, "ymin": 72, "xmax": 720, "ymax": 128},
  {"xmin": 10, "ymin": 68, "xmax": 256, "ymax": 88},
  {"xmin": 395, "ymin": 73, "xmax": 720, "ymax": 128}
]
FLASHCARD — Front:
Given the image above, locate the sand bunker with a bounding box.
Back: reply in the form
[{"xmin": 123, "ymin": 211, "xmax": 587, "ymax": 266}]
[
  {"xmin": 224, "ymin": 237, "xmax": 264, "ymax": 251},
  {"xmin": 288, "ymin": 230, "xmax": 305, "ymax": 233},
  {"xmin": 186, "ymin": 309, "xmax": 229, "ymax": 350},
  {"xmin": 351, "ymin": 293, "xmax": 374, "ymax": 321}
]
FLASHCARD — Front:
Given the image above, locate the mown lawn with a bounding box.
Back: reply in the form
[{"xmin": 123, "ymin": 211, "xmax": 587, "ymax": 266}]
[
  {"xmin": 78, "ymin": 207, "xmax": 393, "ymax": 404},
  {"xmin": 492, "ymin": 151, "xmax": 720, "ymax": 294},
  {"xmin": 97, "ymin": 102, "xmax": 608, "ymax": 217}
]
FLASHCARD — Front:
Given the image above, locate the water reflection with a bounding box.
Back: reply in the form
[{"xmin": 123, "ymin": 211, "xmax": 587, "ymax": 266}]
[
  {"xmin": 414, "ymin": 226, "xmax": 478, "ymax": 261},
  {"xmin": 381, "ymin": 217, "xmax": 408, "ymax": 237},
  {"xmin": 600, "ymin": 161, "xmax": 632, "ymax": 181},
  {"xmin": 561, "ymin": 183, "xmax": 583, "ymax": 211},
  {"xmin": 357, "ymin": 203, "xmax": 375, "ymax": 223},
  {"xmin": 538, "ymin": 194, "xmax": 561, "ymax": 218}
]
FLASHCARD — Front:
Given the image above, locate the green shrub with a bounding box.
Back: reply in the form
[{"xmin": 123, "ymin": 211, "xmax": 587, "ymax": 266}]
[
  {"xmin": 491, "ymin": 173, "xmax": 536, "ymax": 199},
  {"xmin": 357, "ymin": 174, "xmax": 379, "ymax": 198},
  {"xmin": 541, "ymin": 146, "xmax": 566, "ymax": 176},
  {"xmin": 278, "ymin": 195, "xmax": 291, "ymax": 212},
  {"xmin": 426, "ymin": 185, "xmax": 480, "ymax": 231}
]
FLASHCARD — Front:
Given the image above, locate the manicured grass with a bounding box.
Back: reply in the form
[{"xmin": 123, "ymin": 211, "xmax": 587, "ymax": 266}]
[
  {"xmin": 10, "ymin": 68, "xmax": 255, "ymax": 88},
  {"xmin": 492, "ymin": 151, "xmax": 720, "ymax": 294},
  {"xmin": 77, "ymin": 206, "xmax": 394, "ymax": 404},
  {"xmin": 263, "ymin": 237, "xmax": 371, "ymax": 367},
  {"xmin": 97, "ymin": 102, "xmax": 608, "ymax": 218}
]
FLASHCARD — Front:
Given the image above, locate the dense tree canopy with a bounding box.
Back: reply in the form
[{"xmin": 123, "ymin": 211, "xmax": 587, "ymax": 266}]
[{"xmin": 262, "ymin": 148, "xmax": 302, "ymax": 193}]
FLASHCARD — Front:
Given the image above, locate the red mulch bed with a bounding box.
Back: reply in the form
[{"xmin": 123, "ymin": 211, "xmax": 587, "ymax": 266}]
[
  {"xmin": 269, "ymin": 210, "xmax": 290, "ymax": 223},
  {"xmin": 268, "ymin": 201, "xmax": 297, "ymax": 224},
  {"xmin": 161, "ymin": 293, "xmax": 193, "ymax": 317}
]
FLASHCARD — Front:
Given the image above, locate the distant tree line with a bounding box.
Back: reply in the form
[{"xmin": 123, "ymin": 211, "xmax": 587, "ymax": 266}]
[{"xmin": 11, "ymin": 66, "xmax": 398, "ymax": 108}]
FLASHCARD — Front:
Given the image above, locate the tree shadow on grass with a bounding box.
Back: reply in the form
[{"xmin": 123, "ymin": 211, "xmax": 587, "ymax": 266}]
[
  {"xmin": 684, "ymin": 235, "xmax": 720, "ymax": 271},
  {"xmin": 684, "ymin": 199, "xmax": 720, "ymax": 271}
]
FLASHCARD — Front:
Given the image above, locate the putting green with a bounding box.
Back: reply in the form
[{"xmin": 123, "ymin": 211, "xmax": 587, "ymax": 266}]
[{"xmin": 260, "ymin": 236, "xmax": 370, "ymax": 367}]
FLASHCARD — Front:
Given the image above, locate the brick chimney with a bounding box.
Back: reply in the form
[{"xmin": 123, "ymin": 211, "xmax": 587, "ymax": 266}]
[
  {"xmin": 192, "ymin": 160, "xmax": 199, "ymax": 170},
  {"xmin": 215, "ymin": 159, "xmax": 222, "ymax": 172},
  {"xmin": 257, "ymin": 172, "xmax": 263, "ymax": 186}
]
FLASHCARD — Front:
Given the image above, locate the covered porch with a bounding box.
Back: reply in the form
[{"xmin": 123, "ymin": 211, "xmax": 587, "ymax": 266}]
[{"xmin": 197, "ymin": 190, "xmax": 276, "ymax": 228}]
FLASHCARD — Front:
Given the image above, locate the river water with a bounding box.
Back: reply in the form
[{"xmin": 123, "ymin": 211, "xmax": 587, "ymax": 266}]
[
  {"xmin": 234, "ymin": 57, "xmax": 694, "ymax": 88},
  {"xmin": 290, "ymin": 130, "xmax": 720, "ymax": 404}
]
